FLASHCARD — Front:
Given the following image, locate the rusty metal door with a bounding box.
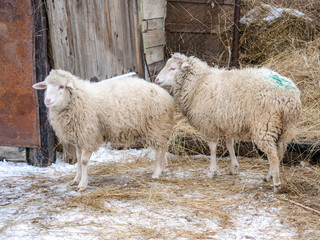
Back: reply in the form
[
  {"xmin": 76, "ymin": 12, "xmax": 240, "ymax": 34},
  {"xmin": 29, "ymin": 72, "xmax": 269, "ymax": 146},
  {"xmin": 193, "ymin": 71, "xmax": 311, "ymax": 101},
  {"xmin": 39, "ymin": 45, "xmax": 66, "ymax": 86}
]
[{"xmin": 0, "ymin": 0, "xmax": 40, "ymax": 147}]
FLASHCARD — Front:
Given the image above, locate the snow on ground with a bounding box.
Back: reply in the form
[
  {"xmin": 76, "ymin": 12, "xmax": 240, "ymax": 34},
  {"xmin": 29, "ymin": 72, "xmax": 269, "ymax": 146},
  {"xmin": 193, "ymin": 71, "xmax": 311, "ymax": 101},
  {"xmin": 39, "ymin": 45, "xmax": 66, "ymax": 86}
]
[{"xmin": 0, "ymin": 145, "xmax": 301, "ymax": 239}]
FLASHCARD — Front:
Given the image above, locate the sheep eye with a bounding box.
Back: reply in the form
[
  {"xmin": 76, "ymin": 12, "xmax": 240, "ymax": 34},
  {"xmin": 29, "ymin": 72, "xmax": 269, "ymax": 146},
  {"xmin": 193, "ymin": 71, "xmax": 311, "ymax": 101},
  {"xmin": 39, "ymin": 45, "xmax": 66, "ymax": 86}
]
[
  {"xmin": 169, "ymin": 67, "xmax": 176, "ymax": 71},
  {"xmin": 59, "ymin": 85, "xmax": 64, "ymax": 90}
]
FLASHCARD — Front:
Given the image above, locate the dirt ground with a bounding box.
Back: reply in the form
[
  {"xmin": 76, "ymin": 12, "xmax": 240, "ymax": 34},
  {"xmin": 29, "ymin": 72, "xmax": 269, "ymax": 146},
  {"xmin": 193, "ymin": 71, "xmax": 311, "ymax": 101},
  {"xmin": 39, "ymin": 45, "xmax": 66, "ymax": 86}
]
[{"xmin": 0, "ymin": 147, "xmax": 319, "ymax": 239}]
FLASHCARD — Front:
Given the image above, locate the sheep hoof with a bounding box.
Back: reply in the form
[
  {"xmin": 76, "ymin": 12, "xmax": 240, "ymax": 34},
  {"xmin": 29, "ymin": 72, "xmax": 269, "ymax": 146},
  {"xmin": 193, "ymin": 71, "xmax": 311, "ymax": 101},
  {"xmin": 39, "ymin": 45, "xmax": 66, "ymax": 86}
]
[
  {"xmin": 230, "ymin": 166, "xmax": 239, "ymax": 175},
  {"xmin": 70, "ymin": 181, "xmax": 79, "ymax": 186},
  {"xmin": 78, "ymin": 188, "xmax": 86, "ymax": 192},
  {"xmin": 207, "ymin": 169, "xmax": 220, "ymax": 178},
  {"xmin": 263, "ymin": 175, "xmax": 273, "ymax": 182},
  {"xmin": 152, "ymin": 173, "xmax": 160, "ymax": 179},
  {"xmin": 207, "ymin": 171, "xmax": 215, "ymax": 179},
  {"xmin": 273, "ymin": 184, "xmax": 282, "ymax": 193}
]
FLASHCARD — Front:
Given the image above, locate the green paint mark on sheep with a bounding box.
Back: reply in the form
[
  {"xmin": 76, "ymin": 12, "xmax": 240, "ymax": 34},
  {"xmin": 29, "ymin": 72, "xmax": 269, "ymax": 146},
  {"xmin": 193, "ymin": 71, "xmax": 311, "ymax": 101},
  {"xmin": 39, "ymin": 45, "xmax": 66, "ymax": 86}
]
[{"xmin": 265, "ymin": 71, "xmax": 297, "ymax": 90}]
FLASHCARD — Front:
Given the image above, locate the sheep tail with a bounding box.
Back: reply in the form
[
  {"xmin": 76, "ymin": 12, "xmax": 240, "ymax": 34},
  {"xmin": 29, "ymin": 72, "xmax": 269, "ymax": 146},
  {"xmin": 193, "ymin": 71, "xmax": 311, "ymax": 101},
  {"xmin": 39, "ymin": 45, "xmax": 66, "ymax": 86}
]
[{"xmin": 279, "ymin": 96, "xmax": 301, "ymax": 144}]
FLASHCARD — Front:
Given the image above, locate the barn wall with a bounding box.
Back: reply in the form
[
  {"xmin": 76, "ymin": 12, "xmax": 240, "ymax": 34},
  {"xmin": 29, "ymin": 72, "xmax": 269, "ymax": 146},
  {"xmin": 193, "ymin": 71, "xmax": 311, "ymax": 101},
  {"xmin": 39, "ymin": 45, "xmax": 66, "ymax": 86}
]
[
  {"xmin": 166, "ymin": 0, "xmax": 234, "ymax": 67},
  {"xmin": 142, "ymin": 0, "xmax": 166, "ymax": 79},
  {"xmin": 46, "ymin": 0, "xmax": 144, "ymax": 81}
]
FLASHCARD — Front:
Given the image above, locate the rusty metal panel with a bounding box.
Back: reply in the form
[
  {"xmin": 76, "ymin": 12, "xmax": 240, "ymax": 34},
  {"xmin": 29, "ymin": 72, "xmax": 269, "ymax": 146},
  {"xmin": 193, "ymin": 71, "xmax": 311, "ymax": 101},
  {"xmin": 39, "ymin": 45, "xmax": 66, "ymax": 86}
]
[{"xmin": 0, "ymin": 0, "xmax": 40, "ymax": 147}]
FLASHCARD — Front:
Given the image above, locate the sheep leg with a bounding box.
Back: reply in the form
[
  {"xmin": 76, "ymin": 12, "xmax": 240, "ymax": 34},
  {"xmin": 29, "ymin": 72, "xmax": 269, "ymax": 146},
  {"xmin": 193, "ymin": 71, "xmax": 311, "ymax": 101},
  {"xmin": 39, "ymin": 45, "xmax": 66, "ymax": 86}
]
[
  {"xmin": 262, "ymin": 145, "xmax": 281, "ymax": 192},
  {"xmin": 207, "ymin": 141, "xmax": 219, "ymax": 178},
  {"xmin": 152, "ymin": 147, "xmax": 166, "ymax": 179},
  {"xmin": 70, "ymin": 146, "xmax": 82, "ymax": 186},
  {"xmin": 268, "ymin": 151, "xmax": 281, "ymax": 192},
  {"xmin": 264, "ymin": 141, "xmax": 287, "ymax": 191},
  {"xmin": 225, "ymin": 137, "xmax": 239, "ymax": 174},
  {"xmin": 277, "ymin": 140, "xmax": 287, "ymax": 162},
  {"xmin": 78, "ymin": 149, "xmax": 93, "ymax": 192}
]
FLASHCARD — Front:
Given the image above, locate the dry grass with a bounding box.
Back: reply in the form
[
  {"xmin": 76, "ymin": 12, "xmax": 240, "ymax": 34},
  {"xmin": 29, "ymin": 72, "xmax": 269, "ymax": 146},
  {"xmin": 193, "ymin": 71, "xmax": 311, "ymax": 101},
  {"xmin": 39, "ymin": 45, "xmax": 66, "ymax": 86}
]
[
  {"xmin": 168, "ymin": 107, "xmax": 210, "ymax": 156},
  {"xmin": 71, "ymin": 155, "xmax": 234, "ymax": 216},
  {"xmin": 266, "ymin": 40, "xmax": 320, "ymax": 142},
  {"xmin": 239, "ymin": 0, "xmax": 320, "ymax": 65},
  {"xmin": 67, "ymin": 153, "xmax": 319, "ymax": 238},
  {"xmin": 2, "ymin": 149, "xmax": 319, "ymax": 239}
]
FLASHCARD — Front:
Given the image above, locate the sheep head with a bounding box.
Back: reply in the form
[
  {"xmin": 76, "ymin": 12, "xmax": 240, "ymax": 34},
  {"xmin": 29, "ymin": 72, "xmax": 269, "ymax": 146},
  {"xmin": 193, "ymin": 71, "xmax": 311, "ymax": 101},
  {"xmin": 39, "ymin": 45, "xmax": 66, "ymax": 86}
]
[
  {"xmin": 155, "ymin": 53, "xmax": 191, "ymax": 87},
  {"xmin": 32, "ymin": 69, "xmax": 76, "ymax": 109}
]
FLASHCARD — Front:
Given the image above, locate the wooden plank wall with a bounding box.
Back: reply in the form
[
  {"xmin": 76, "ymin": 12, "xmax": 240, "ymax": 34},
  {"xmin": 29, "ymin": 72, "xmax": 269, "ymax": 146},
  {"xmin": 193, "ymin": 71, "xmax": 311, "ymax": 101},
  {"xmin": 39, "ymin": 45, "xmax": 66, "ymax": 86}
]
[
  {"xmin": 166, "ymin": 0, "xmax": 234, "ymax": 67},
  {"xmin": 142, "ymin": 0, "xmax": 166, "ymax": 79},
  {"xmin": 46, "ymin": 0, "xmax": 144, "ymax": 81}
]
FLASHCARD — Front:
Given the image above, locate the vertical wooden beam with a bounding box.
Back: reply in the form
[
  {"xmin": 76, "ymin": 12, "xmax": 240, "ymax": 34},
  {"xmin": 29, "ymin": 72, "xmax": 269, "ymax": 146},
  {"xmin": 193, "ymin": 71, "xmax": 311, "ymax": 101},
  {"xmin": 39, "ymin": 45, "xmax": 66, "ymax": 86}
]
[
  {"xmin": 231, "ymin": 0, "xmax": 241, "ymax": 68},
  {"xmin": 27, "ymin": 0, "xmax": 56, "ymax": 166},
  {"xmin": 132, "ymin": 0, "xmax": 145, "ymax": 78}
]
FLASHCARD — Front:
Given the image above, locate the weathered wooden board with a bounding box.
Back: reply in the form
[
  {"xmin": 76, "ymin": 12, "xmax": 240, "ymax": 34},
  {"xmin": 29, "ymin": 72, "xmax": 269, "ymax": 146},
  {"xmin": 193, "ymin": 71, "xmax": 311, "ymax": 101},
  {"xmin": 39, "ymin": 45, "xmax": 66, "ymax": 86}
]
[
  {"xmin": 166, "ymin": 0, "xmax": 234, "ymax": 66},
  {"xmin": 144, "ymin": 29, "xmax": 166, "ymax": 49},
  {"xmin": 0, "ymin": 146, "xmax": 25, "ymax": 162},
  {"xmin": 166, "ymin": 0, "xmax": 234, "ymax": 35},
  {"xmin": 46, "ymin": 0, "xmax": 144, "ymax": 80},
  {"xmin": 166, "ymin": 32, "xmax": 226, "ymax": 64},
  {"xmin": 143, "ymin": 0, "xmax": 166, "ymax": 19},
  {"xmin": 166, "ymin": 23, "xmax": 230, "ymax": 34},
  {"xmin": 168, "ymin": 0, "xmax": 234, "ymax": 4},
  {"xmin": 142, "ymin": 0, "xmax": 166, "ymax": 76},
  {"xmin": 143, "ymin": 18, "xmax": 164, "ymax": 32},
  {"xmin": 145, "ymin": 46, "xmax": 165, "ymax": 65}
]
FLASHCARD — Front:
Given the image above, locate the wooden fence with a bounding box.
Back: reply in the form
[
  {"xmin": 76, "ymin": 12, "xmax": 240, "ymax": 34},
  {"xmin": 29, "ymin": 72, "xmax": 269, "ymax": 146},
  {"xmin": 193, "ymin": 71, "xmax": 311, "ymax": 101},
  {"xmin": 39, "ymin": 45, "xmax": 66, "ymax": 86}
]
[
  {"xmin": 142, "ymin": 0, "xmax": 166, "ymax": 78},
  {"xmin": 46, "ymin": 0, "xmax": 144, "ymax": 81},
  {"xmin": 166, "ymin": 0, "xmax": 235, "ymax": 66}
]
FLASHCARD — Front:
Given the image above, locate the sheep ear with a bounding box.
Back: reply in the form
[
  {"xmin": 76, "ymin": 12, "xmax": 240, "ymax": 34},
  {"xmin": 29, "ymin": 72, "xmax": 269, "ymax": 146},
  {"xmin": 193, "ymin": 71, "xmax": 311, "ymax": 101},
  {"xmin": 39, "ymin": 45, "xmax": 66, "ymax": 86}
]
[
  {"xmin": 32, "ymin": 81, "xmax": 47, "ymax": 90},
  {"xmin": 66, "ymin": 83, "xmax": 76, "ymax": 93},
  {"xmin": 181, "ymin": 61, "xmax": 191, "ymax": 71}
]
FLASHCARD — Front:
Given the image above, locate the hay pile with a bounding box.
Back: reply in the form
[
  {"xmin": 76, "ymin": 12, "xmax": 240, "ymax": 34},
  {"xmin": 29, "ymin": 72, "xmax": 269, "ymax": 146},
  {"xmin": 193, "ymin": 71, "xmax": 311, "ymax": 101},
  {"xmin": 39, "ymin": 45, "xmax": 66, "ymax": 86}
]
[
  {"xmin": 239, "ymin": 0, "xmax": 320, "ymax": 65},
  {"xmin": 266, "ymin": 39, "xmax": 320, "ymax": 142}
]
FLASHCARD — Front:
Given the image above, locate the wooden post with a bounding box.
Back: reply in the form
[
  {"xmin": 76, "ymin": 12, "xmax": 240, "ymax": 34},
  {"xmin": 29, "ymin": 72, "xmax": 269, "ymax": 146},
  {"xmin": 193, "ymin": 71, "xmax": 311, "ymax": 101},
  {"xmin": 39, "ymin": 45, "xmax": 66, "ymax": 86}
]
[
  {"xmin": 132, "ymin": 0, "xmax": 145, "ymax": 78},
  {"xmin": 27, "ymin": 0, "xmax": 56, "ymax": 166},
  {"xmin": 231, "ymin": 0, "xmax": 241, "ymax": 68}
]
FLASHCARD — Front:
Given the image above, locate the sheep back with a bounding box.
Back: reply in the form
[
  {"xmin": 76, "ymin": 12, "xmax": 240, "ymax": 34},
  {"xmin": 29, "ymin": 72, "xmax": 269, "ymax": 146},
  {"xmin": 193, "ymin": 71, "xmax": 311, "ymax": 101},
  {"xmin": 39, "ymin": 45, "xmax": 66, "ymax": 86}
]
[
  {"xmin": 49, "ymin": 75, "xmax": 174, "ymax": 151},
  {"xmin": 174, "ymin": 57, "xmax": 301, "ymax": 143}
]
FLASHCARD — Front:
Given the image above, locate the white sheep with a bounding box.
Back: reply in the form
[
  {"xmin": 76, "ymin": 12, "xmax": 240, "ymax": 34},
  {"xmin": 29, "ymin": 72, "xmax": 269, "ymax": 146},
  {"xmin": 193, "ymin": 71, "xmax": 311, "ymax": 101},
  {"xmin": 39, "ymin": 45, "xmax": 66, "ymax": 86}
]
[
  {"xmin": 155, "ymin": 53, "xmax": 301, "ymax": 192},
  {"xmin": 33, "ymin": 69, "xmax": 174, "ymax": 191}
]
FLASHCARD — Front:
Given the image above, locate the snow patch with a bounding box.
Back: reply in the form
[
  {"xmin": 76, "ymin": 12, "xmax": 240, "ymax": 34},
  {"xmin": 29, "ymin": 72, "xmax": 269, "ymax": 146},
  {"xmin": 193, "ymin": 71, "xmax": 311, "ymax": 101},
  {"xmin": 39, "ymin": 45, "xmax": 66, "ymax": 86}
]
[{"xmin": 240, "ymin": 3, "xmax": 312, "ymax": 25}]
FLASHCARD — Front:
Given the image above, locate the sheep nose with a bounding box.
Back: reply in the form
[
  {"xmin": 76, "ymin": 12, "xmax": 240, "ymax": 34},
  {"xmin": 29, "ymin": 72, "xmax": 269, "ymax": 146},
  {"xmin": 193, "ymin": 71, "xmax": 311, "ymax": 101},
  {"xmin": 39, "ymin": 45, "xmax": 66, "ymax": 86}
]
[
  {"xmin": 45, "ymin": 98, "xmax": 52, "ymax": 106},
  {"xmin": 155, "ymin": 77, "xmax": 160, "ymax": 83}
]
